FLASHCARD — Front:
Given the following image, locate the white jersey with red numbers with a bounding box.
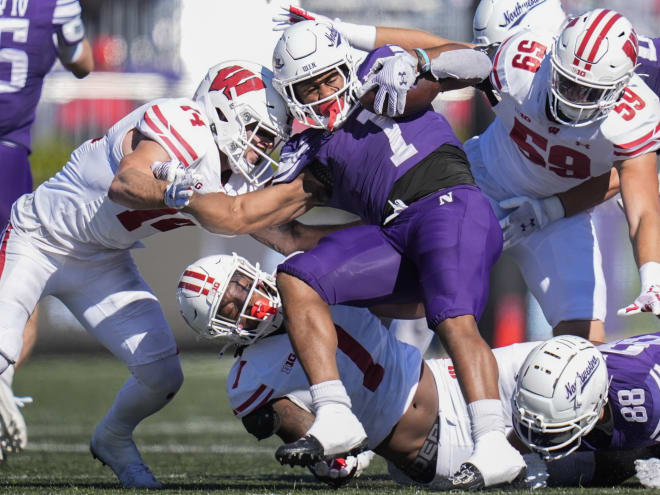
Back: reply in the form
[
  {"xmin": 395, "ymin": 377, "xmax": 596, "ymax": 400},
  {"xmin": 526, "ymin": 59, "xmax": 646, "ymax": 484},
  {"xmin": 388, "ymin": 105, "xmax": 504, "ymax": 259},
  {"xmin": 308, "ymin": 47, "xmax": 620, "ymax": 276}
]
[
  {"xmin": 227, "ymin": 305, "xmax": 423, "ymax": 450},
  {"xmin": 472, "ymin": 29, "xmax": 660, "ymax": 202},
  {"xmin": 10, "ymin": 98, "xmax": 255, "ymax": 260}
]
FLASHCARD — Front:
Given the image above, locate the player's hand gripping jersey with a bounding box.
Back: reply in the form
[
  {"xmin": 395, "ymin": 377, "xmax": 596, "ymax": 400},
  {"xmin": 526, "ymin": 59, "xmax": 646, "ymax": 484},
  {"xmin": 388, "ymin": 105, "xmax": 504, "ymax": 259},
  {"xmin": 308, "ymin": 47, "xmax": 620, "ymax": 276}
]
[
  {"xmin": 476, "ymin": 29, "xmax": 660, "ymax": 201},
  {"xmin": 10, "ymin": 98, "xmax": 256, "ymax": 258},
  {"xmin": 273, "ymin": 45, "xmax": 463, "ymax": 225}
]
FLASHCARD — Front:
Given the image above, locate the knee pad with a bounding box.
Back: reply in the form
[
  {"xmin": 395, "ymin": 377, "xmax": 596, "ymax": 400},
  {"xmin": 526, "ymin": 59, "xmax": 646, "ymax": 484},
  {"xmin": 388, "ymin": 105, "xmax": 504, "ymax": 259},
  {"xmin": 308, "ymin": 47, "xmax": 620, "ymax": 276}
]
[
  {"xmin": 130, "ymin": 354, "xmax": 183, "ymax": 399},
  {"xmin": 241, "ymin": 402, "xmax": 281, "ymax": 440}
]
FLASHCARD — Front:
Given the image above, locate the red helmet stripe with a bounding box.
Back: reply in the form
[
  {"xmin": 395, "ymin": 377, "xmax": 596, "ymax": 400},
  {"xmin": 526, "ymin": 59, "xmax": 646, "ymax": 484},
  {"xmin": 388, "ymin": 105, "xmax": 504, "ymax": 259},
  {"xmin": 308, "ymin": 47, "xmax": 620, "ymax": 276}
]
[
  {"xmin": 183, "ymin": 270, "xmax": 215, "ymax": 283},
  {"xmin": 177, "ymin": 281, "xmax": 209, "ymax": 296},
  {"xmin": 573, "ymin": 9, "xmax": 610, "ymax": 68},
  {"xmin": 584, "ymin": 12, "xmax": 622, "ymax": 70}
]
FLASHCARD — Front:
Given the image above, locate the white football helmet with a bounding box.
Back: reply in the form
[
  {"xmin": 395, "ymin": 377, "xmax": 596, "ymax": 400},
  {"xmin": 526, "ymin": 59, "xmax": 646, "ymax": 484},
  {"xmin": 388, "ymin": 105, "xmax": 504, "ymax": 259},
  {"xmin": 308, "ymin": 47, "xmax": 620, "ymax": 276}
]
[
  {"xmin": 513, "ymin": 335, "xmax": 609, "ymax": 460},
  {"xmin": 194, "ymin": 61, "xmax": 291, "ymax": 188},
  {"xmin": 473, "ymin": 0, "xmax": 567, "ymax": 44},
  {"xmin": 549, "ymin": 9, "xmax": 638, "ymax": 127},
  {"xmin": 177, "ymin": 253, "xmax": 283, "ymax": 351},
  {"xmin": 272, "ymin": 20, "xmax": 360, "ymax": 130}
]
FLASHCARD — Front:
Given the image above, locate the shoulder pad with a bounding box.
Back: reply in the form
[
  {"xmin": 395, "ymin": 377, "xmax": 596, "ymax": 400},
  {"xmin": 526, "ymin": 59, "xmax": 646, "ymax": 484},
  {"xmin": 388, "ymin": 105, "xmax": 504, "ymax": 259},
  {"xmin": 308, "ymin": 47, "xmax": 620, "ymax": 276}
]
[
  {"xmin": 137, "ymin": 99, "xmax": 213, "ymax": 167},
  {"xmin": 490, "ymin": 30, "xmax": 553, "ymax": 101},
  {"xmin": 602, "ymin": 77, "xmax": 660, "ymax": 159}
]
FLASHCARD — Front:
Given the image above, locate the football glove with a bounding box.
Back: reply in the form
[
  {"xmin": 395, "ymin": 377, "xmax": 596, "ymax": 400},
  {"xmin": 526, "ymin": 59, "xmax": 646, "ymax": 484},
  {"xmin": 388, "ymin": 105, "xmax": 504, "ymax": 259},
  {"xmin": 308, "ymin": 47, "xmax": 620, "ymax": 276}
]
[
  {"xmin": 272, "ymin": 6, "xmax": 331, "ymax": 30},
  {"xmin": 164, "ymin": 164, "xmax": 200, "ymax": 210},
  {"xmin": 309, "ymin": 451, "xmax": 374, "ymax": 488},
  {"xmin": 358, "ymin": 52, "xmax": 419, "ymax": 117},
  {"xmin": 498, "ymin": 195, "xmax": 565, "ymax": 250},
  {"xmin": 618, "ymin": 262, "xmax": 660, "ymax": 317},
  {"xmin": 636, "ymin": 458, "xmax": 660, "ymax": 488},
  {"xmin": 272, "ymin": 6, "xmax": 377, "ymax": 52}
]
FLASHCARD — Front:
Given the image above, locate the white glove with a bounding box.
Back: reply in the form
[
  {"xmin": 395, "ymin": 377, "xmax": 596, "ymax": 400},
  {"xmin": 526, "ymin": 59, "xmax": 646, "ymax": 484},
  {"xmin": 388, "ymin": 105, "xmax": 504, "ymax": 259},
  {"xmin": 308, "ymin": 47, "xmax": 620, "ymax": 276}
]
[
  {"xmin": 272, "ymin": 6, "xmax": 377, "ymax": 52},
  {"xmin": 164, "ymin": 165, "xmax": 200, "ymax": 210},
  {"xmin": 358, "ymin": 53, "xmax": 419, "ymax": 117},
  {"xmin": 636, "ymin": 458, "xmax": 660, "ymax": 488},
  {"xmin": 272, "ymin": 5, "xmax": 332, "ymax": 30},
  {"xmin": 618, "ymin": 262, "xmax": 660, "ymax": 317},
  {"xmin": 499, "ymin": 195, "xmax": 565, "ymax": 250},
  {"xmin": 309, "ymin": 450, "xmax": 374, "ymax": 488}
]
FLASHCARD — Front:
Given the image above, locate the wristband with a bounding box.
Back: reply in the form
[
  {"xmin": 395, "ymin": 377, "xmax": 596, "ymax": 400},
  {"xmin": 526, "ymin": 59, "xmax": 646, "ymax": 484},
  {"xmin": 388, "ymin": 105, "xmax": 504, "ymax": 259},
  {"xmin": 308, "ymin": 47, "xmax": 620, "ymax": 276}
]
[
  {"xmin": 541, "ymin": 195, "xmax": 565, "ymax": 223},
  {"xmin": 413, "ymin": 48, "xmax": 431, "ymax": 74}
]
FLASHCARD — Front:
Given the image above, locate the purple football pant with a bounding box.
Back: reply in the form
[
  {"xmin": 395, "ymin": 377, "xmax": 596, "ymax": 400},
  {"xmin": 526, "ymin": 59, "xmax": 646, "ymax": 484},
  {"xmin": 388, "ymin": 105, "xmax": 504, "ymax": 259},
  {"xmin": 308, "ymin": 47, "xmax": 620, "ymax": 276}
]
[
  {"xmin": 278, "ymin": 185, "xmax": 503, "ymax": 329},
  {"xmin": 0, "ymin": 141, "xmax": 32, "ymax": 228}
]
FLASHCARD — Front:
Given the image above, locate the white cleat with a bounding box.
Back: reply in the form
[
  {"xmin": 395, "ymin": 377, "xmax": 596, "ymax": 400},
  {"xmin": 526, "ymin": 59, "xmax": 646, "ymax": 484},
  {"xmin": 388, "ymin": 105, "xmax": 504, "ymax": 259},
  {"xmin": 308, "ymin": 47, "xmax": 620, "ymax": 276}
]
[
  {"xmin": 0, "ymin": 374, "xmax": 28, "ymax": 458},
  {"xmin": 276, "ymin": 403, "xmax": 368, "ymax": 467},
  {"xmin": 90, "ymin": 423, "xmax": 162, "ymax": 489}
]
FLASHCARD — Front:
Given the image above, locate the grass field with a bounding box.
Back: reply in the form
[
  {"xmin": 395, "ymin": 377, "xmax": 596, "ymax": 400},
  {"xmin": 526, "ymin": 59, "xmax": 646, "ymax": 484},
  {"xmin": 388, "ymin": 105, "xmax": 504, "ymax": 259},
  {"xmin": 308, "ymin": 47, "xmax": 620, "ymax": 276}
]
[{"xmin": 0, "ymin": 352, "xmax": 654, "ymax": 494}]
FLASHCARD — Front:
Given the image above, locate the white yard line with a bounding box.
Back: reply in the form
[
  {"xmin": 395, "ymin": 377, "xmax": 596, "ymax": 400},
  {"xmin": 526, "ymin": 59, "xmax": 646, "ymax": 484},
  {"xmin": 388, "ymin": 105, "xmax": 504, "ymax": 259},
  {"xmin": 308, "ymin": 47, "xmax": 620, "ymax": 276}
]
[{"xmin": 28, "ymin": 419, "xmax": 244, "ymax": 436}]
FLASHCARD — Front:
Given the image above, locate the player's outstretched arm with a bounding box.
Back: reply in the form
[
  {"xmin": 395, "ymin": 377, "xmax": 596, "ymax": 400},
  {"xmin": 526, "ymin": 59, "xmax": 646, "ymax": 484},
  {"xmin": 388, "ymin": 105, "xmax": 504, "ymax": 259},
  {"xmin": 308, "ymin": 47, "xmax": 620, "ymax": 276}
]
[
  {"xmin": 54, "ymin": 13, "xmax": 94, "ymax": 78},
  {"xmin": 186, "ymin": 170, "xmax": 326, "ymax": 236},
  {"xmin": 617, "ymin": 152, "xmax": 660, "ymax": 316}
]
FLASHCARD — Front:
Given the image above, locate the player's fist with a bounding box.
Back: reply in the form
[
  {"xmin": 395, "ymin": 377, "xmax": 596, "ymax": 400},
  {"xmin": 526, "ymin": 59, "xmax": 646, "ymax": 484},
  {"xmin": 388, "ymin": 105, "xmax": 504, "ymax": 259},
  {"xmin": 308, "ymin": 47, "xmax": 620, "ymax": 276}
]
[{"xmin": 164, "ymin": 164, "xmax": 201, "ymax": 209}]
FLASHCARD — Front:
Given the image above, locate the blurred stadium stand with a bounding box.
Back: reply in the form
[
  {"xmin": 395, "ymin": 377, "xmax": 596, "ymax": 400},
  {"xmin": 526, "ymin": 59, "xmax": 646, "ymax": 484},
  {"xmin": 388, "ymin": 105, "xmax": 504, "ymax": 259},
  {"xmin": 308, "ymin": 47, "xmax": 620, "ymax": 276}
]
[{"xmin": 31, "ymin": 0, "xmax": 659, "ymax": 354}]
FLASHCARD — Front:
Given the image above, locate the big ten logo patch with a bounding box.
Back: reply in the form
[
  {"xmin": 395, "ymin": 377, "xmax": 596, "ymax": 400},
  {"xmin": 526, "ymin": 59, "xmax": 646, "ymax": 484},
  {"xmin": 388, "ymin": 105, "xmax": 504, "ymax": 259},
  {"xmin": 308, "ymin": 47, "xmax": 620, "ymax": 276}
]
[{"xmin": 281, "ymin": 353, "xmax": 297, "ymax": 374}]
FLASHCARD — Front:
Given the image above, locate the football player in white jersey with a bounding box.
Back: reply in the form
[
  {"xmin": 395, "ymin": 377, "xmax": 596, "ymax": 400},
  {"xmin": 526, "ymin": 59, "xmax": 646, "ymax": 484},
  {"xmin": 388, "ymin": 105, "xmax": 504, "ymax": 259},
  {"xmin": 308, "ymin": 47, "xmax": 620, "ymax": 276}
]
[
  {"xmin": 282, "ymin": 8, "xmax": 660, "ymax": 346},
  {"xmin": 0, "ymin": 60, "xmax": 331, "ymax": 488},
  {"xmin": 178, "ymin": 253, "xmax": 660, "ymax": 489},
  {"xmin": 176, "ymin": 253, "xmax": 539, "ymax": 489}
]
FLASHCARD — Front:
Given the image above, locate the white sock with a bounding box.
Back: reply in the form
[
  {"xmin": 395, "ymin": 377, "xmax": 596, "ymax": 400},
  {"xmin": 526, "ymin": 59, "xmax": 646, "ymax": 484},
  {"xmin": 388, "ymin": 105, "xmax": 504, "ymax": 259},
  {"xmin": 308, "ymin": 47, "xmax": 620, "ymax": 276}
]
[
  {"xmin": 310, "ymin": 380, "xmax": 351, "ymax": 411},
  {"xmin": 468, "ymin": 399, "xmax": 505, "ymax": 442},
  {"xmin": 99, "ymin": 355, "xmax": 183, "ymax": 437}
]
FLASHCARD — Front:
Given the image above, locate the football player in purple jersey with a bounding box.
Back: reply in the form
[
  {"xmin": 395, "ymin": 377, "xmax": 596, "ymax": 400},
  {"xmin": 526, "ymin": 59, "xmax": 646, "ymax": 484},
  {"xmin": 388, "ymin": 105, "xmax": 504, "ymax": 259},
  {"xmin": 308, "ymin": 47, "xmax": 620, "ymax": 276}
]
[
  {"xmin": 0, "ymin": 0, "xmax": 92, "ymax": 461},
  {"xmin": 267, "ymin": 20, "xmax": 528, "ymax": 490},
  {"xmin": 514, "ymin": 333, "xmax": 660, "ymax": 488}
]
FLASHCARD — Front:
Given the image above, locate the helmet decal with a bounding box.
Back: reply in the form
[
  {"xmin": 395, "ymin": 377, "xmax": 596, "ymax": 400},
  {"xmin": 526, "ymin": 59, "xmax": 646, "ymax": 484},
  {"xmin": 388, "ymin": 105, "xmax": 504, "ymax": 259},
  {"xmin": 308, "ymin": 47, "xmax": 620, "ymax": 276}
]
[{"xmin": 210, "ymin": 65, "xmax": 266, "ymax": 101}]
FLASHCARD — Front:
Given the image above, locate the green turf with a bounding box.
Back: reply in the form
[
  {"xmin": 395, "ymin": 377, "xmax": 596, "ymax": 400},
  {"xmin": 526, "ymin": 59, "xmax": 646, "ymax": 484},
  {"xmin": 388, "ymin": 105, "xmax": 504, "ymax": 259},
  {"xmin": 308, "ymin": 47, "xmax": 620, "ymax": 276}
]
[{"xmin": 0, "ymin": 352, "xmax": 653, "ymax": 494}]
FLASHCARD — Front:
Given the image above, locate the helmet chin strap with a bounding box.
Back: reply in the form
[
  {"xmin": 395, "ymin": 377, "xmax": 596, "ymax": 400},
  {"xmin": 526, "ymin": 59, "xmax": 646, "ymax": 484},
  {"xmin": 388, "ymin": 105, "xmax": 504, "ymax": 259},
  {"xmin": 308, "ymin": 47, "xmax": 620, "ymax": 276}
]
[{"xmin": 319, "ymin": 98, "xmax": 345, "ymax": 131}]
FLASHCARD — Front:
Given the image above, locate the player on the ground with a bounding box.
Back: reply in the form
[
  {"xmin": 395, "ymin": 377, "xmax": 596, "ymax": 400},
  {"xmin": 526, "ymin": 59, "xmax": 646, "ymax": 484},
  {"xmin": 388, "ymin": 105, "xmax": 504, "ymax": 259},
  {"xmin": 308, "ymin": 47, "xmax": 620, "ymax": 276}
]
[
  {"xmin": 0, "ymin": 0, "xmax": 94, "ymax": 458},
  {"xmin": 177, "ymin": 253, "xmax": 536, "ymax": 489},
  {"xmin": 0, "ymin": 60, "xmax": 328, "ymax": 488},
  {"xmin": 514, "ymin": 333, "xmax": 660, "ymax": 488},
  {"xmin": 268, "ymin": 20, "xmax": 527, "ymax": 490},
  {"xmin": 178, "ymin": 253, "xmax": 660, "ymax": 489}
]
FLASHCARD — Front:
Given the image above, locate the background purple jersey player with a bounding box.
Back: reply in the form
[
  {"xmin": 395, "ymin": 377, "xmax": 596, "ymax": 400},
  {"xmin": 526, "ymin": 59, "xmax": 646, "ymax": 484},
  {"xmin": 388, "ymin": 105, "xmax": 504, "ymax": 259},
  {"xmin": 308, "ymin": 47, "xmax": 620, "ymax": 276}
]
[
  {"xmin": 0, "ymin": 0, "xmax": 93, "ymax": 227},
  {"xmin": 637, "ymin": 36, "xmax": 660, "ymax": 97},
  {"xmin": 269, "ymin": 20, "xmax": 526, "ymax": 490}
]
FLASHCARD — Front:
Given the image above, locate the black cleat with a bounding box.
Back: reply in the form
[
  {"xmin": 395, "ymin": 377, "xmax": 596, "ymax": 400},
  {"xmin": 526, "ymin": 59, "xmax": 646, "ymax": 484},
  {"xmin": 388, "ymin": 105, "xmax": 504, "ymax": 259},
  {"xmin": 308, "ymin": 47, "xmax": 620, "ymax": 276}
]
[
  {"xmin": 436, "ymin": 463, "xmax": 527, "ymax": 491},
  {"xmin": 275, "ymin": 435, "xmax": 369, "ymax": 467}
]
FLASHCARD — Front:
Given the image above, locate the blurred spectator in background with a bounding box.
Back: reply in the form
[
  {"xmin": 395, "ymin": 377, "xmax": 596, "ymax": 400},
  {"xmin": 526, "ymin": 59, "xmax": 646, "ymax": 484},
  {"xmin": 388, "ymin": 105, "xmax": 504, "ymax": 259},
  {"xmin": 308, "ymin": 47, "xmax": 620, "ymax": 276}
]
[{"xmin": 0, "ymin": 0, "xmax": 92, "ymax": 459}]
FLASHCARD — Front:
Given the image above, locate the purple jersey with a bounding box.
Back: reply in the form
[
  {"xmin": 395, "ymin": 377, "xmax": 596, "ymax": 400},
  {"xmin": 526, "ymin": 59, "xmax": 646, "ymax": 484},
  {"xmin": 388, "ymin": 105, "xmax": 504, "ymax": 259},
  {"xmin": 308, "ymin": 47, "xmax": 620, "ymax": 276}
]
[
  {"xmin": 274, "ymin": 45, "xmax": 463, "ymax": 225},
  {"xmin": 581, "ymin": 332, "xmax": 660, "ymax": 451},
  {"xmin": 637, "ymin": 36, "xmax": 660, "ymax": 98},
  {"xmin": 0, "ymin": 0, "xmax": 81, "ymax": 151}
]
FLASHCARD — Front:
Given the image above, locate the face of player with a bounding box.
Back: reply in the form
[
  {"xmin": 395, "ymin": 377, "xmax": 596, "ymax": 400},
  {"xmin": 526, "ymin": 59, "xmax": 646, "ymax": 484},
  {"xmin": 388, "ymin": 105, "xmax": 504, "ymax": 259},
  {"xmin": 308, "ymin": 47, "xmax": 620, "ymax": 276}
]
[
  {"xmin": 293, "ymin": 67, "xmax": 346, "ymax": 106},
  {"xmin": 243, "ymin": 123, "xmax": 278, "ymax": 165},
  {"xmin": 216, "ymin": 272, "xmax": 278, "ymax": 331}
]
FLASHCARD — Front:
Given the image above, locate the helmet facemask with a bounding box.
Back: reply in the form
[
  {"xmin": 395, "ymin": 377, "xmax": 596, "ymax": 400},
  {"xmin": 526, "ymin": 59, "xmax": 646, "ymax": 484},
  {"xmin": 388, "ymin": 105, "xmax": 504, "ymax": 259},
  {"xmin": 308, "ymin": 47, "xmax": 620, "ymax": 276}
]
[
  {"xmin": 194, "ymin": 61, "xmax": 291, "ymax": 188},
  {"xmin": 178, "ymin": 254, "xmax": 283, "ymax": 353},
  {"xmin": 284, "ymin": 64, "xmax": 359, "ymax": 131},
  {"xmin": 549, "ymin": 54, "xmax": 630, "ymax": 127}
]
